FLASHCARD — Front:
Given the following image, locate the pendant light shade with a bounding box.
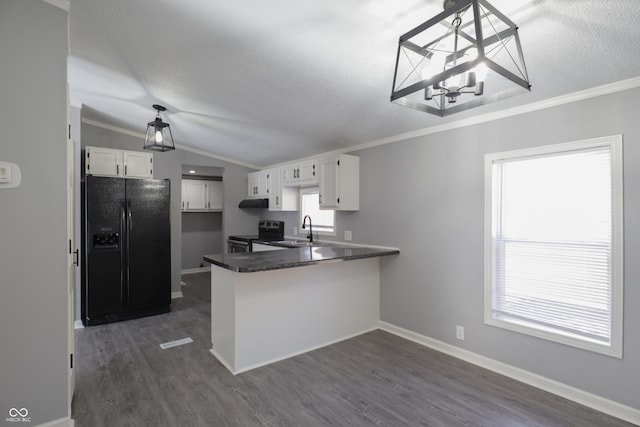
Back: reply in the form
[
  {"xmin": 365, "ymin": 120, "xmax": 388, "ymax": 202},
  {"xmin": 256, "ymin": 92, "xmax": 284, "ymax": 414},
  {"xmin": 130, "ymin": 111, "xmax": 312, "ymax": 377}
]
[
  {"xmin": 144, "ymin": 104, "xmax": 175, "ymax": 152},
  {"xmin": 391, "ymin": 0, "xmax": 531, "ymax": 117}
]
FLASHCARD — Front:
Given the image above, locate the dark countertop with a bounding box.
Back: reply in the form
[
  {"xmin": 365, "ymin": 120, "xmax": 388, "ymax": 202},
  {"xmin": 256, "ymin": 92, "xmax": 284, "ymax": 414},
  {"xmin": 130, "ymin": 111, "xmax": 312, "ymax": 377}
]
[{"xmin": 204, "ymin": 245, "xmax": 400, "ymax": 273}]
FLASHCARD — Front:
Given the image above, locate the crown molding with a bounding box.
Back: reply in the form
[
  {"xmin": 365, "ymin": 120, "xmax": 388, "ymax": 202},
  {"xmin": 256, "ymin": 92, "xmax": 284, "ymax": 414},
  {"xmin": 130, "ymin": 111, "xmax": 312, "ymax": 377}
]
[
  {"xmin": 265, "ymin": 75, "xmax": 640, "ymax": 170},
  {"xmin": 81, "ymin": 74, "xmax": 640, "ymax": 171},
  {"xmin": 81, "ymin": 118, "xmax": 260, "ymax": 170},
  {"xmin": 42, "ymin": 0, "xmax": 69, "ymax": 11}
]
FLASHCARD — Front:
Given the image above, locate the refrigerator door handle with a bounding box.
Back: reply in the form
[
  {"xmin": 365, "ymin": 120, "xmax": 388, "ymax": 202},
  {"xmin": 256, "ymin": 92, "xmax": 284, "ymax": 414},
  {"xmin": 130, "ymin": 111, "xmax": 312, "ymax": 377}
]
[
  {"xmin": 126, "ymin": 200, "xmax": 132, "ymax": 306},
  {"xmin": 120, "ymin": 201, "xmax": 127, "ymax": 306}
]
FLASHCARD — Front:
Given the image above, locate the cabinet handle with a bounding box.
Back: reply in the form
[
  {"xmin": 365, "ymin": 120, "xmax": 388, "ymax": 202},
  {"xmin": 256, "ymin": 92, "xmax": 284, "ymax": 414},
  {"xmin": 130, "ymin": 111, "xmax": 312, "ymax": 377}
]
[
  {"xmin": 124, "ymin": 165, "xmax": 128, "ymax": 176},
  {"xmin": 116, "ymin": 164, "xmax": 119, "ymax": 175},
  {"xmin": 319, "ymin": 194, "xmax": 322, "ymax": 204},
  {"xmin": 276, "ymin": 196, "xmax": 279, "ymax": 205},
  {"xmin": 73, "ymin": 249, "xmax": 79, "ymax": 266}
]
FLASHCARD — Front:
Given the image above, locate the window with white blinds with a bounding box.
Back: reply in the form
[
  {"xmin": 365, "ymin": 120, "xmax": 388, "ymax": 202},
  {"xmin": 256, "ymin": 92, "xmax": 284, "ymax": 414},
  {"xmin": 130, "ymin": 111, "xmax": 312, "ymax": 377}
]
[{"xmin": 484, "ymin": 136, "xmax": 623, "ymax": 357}]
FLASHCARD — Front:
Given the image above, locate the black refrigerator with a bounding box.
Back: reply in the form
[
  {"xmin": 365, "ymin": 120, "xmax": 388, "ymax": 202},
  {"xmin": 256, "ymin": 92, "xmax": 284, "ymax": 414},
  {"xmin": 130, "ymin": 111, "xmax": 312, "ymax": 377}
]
[{"xmin": 81, "ymin": 176, "xmax": 171, "ymax": 326}]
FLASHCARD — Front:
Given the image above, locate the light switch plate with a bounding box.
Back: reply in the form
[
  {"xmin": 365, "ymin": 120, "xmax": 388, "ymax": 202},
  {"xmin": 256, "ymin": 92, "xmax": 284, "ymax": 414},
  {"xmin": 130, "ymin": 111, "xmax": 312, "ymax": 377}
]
[
  {"xmin": 0, "ymin": 163, "xmax": 10, "ymax": 183},
  {"xmin": 0, "ymin": 161, "xmax": 21, "ymax": 189}
]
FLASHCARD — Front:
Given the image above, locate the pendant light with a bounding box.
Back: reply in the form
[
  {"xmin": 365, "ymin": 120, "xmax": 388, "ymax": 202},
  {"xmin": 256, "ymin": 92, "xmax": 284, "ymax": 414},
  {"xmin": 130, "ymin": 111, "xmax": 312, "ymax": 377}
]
[
  {"xmin": 391, "ymin": 0, "xmax": 531, "ymax": 117},
  {"xmin": 144, "ymin": 104, "xmax": 175, "ymax": 152}
]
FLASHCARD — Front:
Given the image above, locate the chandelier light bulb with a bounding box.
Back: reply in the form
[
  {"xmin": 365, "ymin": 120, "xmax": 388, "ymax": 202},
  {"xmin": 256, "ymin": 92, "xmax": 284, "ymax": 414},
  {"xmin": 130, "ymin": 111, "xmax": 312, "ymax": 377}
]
[{"xmin": 155, "ymin": 129, "xmax": 163, "ymax": 143}]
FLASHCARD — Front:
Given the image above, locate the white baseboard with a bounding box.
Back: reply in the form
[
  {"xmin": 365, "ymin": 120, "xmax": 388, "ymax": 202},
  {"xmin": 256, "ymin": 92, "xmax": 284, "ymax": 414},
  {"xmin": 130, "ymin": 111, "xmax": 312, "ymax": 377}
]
[
  {"xmin": 73, "ymin": 320, "xmax": 84, "ymax": 330},
  {"xmin": 378, "ymin": 321, "xmax": 640, "ymax": 425},
  {"xmin": 181, "ymin": 267, "xmax": 209, "ymax": 275},
  {"xmin": 171, "ymin": 291, "xmax": 183, "ymax": 299},
  {"xmin": 36, "ymin": 416, "xmax": 74, "ymax": 427}
]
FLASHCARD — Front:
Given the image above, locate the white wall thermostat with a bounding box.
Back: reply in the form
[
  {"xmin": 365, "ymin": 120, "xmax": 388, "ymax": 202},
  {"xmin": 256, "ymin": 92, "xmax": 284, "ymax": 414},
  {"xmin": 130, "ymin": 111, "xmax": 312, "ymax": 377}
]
[{"xmin": 0, "ymin": 161, "xmax": 21, "ymax": 189}]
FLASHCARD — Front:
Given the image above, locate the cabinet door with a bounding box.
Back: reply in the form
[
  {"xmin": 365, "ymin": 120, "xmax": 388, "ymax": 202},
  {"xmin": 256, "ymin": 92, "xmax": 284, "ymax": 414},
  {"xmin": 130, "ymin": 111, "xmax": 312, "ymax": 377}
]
[
  {"xmin": 248, "ymin": 171, "xmax": 269, "ymax": 197},
  {"xmin": 206, "ymin": 180, "xmax": 223, "ymax": 210},
  {"xmin": 123, "ymin": 151, "xmax": 153, "ymax": 178},
  {"xmin": 319, "ymin": 157, "xmax": 339, "ymax": 208},
  {"xmin": 267, "ymin": 168, "xmax": 281, "ymax": 210},
  {"xmin": 86, "ymin": 147, "xmax": 123, "ymax": 177},
  {"xmin": 183, "ymin": 180, "xmax": 207, "ymax": 210},
  {"xmin": 247, "ymin": 173, "xmax": 255, "ymax": 198},
  {"xmin": 181, "ymin": 180, "xmax": 187, "ymax": 210},
  {"xmin": 281, "ymin": 164, "xmax": 298, "ymax": 184},
  {"xmin": 298, "ymin": 160, "xmax": 318, "ymax": 184},
  {"xmin": 256, "ymin": 171, "xmax": 269, "ymax": 198}
]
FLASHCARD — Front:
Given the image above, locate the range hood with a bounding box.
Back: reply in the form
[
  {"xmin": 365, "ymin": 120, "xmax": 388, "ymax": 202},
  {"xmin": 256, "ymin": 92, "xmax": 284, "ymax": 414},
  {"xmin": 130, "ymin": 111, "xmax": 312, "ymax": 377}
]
[{"xmin": 238, "ymin": 198, "xmax": 269, "ymax": 209}]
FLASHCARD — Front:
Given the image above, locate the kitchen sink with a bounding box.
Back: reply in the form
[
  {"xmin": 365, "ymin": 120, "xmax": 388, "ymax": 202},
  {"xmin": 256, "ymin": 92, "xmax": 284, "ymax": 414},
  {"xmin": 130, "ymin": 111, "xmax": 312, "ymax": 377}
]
[
  {"xmin": 271, "ymin": 240, "xmax": 322, "ymax": 248},
  {"xmin": 271, "ymin": 240, "xmax": 325, "ymax": 248}
]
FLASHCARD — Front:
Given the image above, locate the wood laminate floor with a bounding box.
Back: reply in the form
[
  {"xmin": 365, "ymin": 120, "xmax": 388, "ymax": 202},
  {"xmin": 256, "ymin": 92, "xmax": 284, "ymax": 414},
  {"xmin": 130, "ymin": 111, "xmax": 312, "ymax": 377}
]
[{"xmin": 72, "ymin": 272, "xmax": 633, "ymax": 427}]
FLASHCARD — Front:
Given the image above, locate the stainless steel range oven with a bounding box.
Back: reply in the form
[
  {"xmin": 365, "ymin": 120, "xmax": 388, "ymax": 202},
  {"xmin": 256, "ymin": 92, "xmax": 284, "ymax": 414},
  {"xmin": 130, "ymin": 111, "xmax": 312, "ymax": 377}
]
[{"xmin": 227, "ymin": 220, "xmax": 284, "ymax": 253}]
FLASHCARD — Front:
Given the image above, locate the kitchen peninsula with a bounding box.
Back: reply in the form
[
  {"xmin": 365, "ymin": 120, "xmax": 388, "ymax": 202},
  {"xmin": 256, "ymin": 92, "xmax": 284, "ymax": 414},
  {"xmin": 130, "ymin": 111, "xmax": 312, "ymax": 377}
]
[{"xmin": 204, "ymin": 245, "xmax": 399, "ymax": 374}]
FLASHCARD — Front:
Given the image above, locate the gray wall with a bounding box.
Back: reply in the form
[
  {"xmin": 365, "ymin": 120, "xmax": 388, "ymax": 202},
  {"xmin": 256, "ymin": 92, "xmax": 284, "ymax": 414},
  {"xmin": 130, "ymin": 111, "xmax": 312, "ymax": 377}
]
[
  {"xmin": 181, "ymin": 212, "xmax": 223, "ymax": 269},
  {"xmin": 265, "ymin": 88, "xmax": 640, "ymax": 410},
  {"xmin": 79, "ymin": 121, "xmax": 260, "ymax": 311},
  {"xmin": 0, "ymin": 0, "xmax": 70, "ymax": 424}
]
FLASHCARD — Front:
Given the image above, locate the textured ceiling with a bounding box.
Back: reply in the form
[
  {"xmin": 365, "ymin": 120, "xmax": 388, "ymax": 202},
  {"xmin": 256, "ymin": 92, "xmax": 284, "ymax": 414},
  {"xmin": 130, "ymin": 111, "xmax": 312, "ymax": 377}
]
[{"xmin": 69, "ymin": 0, "xmax": 640, "ymax": 167}]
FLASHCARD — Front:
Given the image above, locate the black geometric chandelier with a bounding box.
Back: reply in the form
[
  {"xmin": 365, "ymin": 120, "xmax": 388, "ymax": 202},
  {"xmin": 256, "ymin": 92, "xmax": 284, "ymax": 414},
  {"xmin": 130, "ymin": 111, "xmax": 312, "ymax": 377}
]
[
  {"xmin": 143, "ymin": 104, "xmax": 175, "ymax": 152},
  {"xmin": 391, "ymin": 0, "xmax": 531, "ymax": 117}
]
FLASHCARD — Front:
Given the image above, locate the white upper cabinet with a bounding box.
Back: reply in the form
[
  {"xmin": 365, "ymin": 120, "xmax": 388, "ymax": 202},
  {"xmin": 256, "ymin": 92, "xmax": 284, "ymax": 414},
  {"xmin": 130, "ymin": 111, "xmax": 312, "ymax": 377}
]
[
  {"xmin": 267, "ymin": 168, "xmax": 298, "ymax": 211},
  {"xmin": 207, "ymin": 180, "xmax": 224, "ymax": 210},
  {"xmin": 85, "ymin": 146, "xmax": 152, "ymax": 179},
  {"xmin": 85, "ymin": 146, "xmax": 123, "ymax": 177},
  {"xmin": 182, "ymin": 179, "xmax": 223, "ymax": 211},
  {"xmin": 182, "ymin": 180, "xmax": 207, "ymax": 210},
  {"xmin": 247, "ymin": 170, "xmax": 269, "ymax": 198},
  {"xmin": 319, "ymin": 154, "xmax": 359, "ymax": 211},
  {"xmin": 282, "ymin": 159, "xmax": 318, "ymax": 186},
  {"xmin": 123, "ymin": 151, "xmax": 153, "ymax": 178}
]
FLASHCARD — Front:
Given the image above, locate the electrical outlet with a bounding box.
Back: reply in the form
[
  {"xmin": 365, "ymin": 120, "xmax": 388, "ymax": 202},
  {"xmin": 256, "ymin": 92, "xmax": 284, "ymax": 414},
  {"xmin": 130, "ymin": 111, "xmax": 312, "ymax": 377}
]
[
  {"xmin": 344, "ymin": 230, "xmax": 352, "ymax": 241},
  {"xmin": 293, "ymin": 226, "xmax": 298, "ymax": 235},
  {"xmin": 456, "ymin": 325, "xmax": 464, "ymax": 340}
]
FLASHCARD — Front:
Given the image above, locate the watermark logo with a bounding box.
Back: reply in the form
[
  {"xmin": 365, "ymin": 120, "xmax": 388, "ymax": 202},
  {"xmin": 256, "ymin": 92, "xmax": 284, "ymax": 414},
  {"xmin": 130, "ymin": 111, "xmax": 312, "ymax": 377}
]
[{"xmin": 6, "ymin": 408, "xmax": 30, "ymax": 423}]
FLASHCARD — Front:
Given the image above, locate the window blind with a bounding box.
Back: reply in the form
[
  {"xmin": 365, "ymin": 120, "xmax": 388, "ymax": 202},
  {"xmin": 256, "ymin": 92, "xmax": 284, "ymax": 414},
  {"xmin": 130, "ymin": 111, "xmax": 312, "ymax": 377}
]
[{"xmin": 491, "ymin": 146, "xmax": 613, "ymax": 344}]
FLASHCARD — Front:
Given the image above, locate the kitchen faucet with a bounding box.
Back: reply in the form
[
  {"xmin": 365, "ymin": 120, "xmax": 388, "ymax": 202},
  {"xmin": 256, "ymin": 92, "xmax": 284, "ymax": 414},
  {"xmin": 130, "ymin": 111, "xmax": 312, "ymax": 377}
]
[{"xmin": 302, "ymin": 215, "xmax": 313, "ymax": 243}]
